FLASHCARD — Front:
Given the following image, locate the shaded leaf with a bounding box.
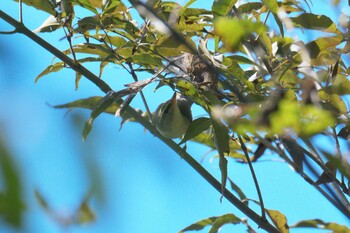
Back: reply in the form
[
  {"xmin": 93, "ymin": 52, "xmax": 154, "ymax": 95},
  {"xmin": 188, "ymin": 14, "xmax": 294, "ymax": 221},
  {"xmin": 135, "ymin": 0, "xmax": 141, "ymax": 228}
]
[
  {"xmin": 212, "ymin": 0, "xmax": 238, "ymax": 17},
  {"xmin": 252, "ymin": 142, "xmax": 267, "ymax": 162},
  {"xmin": 281, "ymin": 138, "xmax": 305, "ymax": 171},
  {"xmin": 228, "ymin": 178, "xmax": 248, "ymax": 203},
  {"xmin": 315, "ymin": 160, "xmax": 336, "ymax": 185},
  {"xmin": 73, "ymin": 0, "xmax": 98, "ymax": 14},
  {"xmin": 180, "ymin": 117, "xmax": 211, "ymax": 144},
  {"xmin": 291, "ymin": 13, "xmax": 340, "ymax": 34},
  {"xmin": 266, "ymin": 209, "xmax": 289, "ymax": 233},
  {"xmin": 14, "ymin": 0, "xmax": 55, "ymax": 15},
  {"xmin": 211, "ymin": 118, "xmax": 230, "ymax": 197}
]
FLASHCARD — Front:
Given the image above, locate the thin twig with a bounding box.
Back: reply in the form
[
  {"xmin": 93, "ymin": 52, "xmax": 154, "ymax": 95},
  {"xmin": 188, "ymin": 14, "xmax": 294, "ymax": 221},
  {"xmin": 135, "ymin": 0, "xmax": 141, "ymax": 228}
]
[{"xmin": 237, "ymin": 135, "xmax": 266, "ymax": 220}]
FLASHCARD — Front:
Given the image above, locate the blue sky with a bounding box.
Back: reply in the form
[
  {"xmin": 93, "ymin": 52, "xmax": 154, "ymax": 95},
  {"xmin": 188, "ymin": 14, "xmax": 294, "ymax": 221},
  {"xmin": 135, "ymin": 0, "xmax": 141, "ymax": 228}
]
[{"xmin": 0, "ymin": 1, "xmax": 349, "ymax": 233}]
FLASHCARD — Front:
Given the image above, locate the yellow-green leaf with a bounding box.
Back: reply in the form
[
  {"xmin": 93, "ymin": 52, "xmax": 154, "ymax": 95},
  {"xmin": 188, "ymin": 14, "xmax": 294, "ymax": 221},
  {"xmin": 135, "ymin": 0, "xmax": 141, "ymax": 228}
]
[
  {"xmin": 263, "ymin": 0, "xmax": 278, "ymax": 14},
  {"xmin": 266, "ymin": 209, "xmax": 289, "ymax": 233}
]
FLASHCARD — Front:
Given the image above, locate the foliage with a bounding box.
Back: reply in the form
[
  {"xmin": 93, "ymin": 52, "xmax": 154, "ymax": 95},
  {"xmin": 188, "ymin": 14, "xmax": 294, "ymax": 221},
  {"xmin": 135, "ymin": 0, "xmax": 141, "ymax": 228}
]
[{"xmin": 1, "ymin": 0, "xmax": 350, "ymax": 232}]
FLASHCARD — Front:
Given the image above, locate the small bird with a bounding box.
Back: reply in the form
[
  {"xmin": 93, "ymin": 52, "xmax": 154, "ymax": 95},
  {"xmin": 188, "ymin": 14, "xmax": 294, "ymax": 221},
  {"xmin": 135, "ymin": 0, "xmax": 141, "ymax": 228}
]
[{"xmin": 153, "ymin": 93, "xmax": 193, "ymax": 139}]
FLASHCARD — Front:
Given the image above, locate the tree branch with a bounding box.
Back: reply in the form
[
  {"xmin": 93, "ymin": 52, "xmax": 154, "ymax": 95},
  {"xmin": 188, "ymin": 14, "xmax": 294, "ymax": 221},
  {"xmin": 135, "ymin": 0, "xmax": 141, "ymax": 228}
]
[{"xmin": 0, "ymin": 10, "xmax": 281, "ymax": 233}]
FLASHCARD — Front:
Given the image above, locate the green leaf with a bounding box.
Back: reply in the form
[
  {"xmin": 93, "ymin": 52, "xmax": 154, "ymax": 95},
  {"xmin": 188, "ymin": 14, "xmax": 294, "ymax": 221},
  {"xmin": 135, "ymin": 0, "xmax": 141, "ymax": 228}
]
[
  {"xmin": 127, "ymin": 54, "xmax": 163, "ymax": 67},
  {"xmin": 292, "ymin": 219, "xmax": 350, "ymax": 232},
  {"xmin": 211, "ymin": 118, "xmax": 229, "ymax": 197},
  {"xmin": 179, "ymin": 0, "xmax": 197, "ymax": 15},
  {"xmin": 82, "ymin": 93, "xmax": 116, "ymax": 140},
  {"xmin": 35, "ymin": 62, "xmax": 65, "ymax": 82},
  {"xmin": 212, "ymin": 0, "xmax": 238, "ymax": 17},
  {"xmin": 73, "ymin": 0, "xmax": 98, "ymax": 14},
  {"xmin": 237, "ymin": 2, "xmax": 263, "ymax": 13},
  {"xmin": 318, "ymin": 90, "xmax": 347, "ymax": 114},
  {"xmin": 76, "ymin": 200, "xmax": 96, "ymax": 224},
  {"xmin": 290, "ymin": 13, "xmax": 341, "ymax": 34},
  {"xmin": 179, "ymin": 213, "xmax": 242, "ymax": 233},
  {"xmin": 75, "ymin": 72, "xmax": 83, "ymax": 90},
  {"xmin": 263, "ymin": 0, "xmax": 278, "ymax": 14},
  {"xmin": 269, "ymin": 99, "xmax": 335, "ymax": 137},
  {"xmin": 266, "ymin": 209, "xmax": 289, "ymax": 233},
  {"xmin": 180, "ymin": 117, "xmax": 211, "ymax": 144},
  {"xmin": 0, "ymin": 137, "xmax": 23, "ymax": 227},
  {"xmin": 209, "ymin": 213, "xmax": 242, "ymax": 233},
  {"xmin": 228, "ymin": 178, "xmax": 248, "ymax": 203},
  {"xmin": 53, "ymin": 96, "xmax": 119, "ymax": 114},
  {"xmin": 214, "ymin": 18, "xmax": 266, "ymax": 51},
  {"xmin": 14, "ymin": 0, "xmax": 55, "ymax": 15}
]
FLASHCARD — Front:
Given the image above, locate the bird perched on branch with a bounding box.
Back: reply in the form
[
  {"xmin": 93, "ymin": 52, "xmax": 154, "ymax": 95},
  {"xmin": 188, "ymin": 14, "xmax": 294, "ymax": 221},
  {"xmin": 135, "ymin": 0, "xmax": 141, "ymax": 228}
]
[{"xmin": 153, "ymin": 93, "xmax": 193, "ymax": 139}]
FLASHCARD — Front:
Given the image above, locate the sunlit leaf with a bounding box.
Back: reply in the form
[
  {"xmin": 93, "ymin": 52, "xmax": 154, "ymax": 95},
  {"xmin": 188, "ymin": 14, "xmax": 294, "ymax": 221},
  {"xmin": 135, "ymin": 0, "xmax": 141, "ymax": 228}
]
[
  {"xmin": 263, "ymin": 0, "xmax": 278, "ymax": 14},
  {"xmin": 209, "ymin": 213, "xmax": 242, "ymax": 233},
  {"xmin": 292, "ymin": 219, "xmax": 350, "ymax": 232},
  {"xmin": 33, "ymin": 15, "xmax": 61, "ymax": 33},
  {"xmin": 35, "ymin": 62, "xmax": 65, "ymax": 82},
  {"xmin": 266, "ymin": 209, "xmax": 289, "ymax": 233},
  {"xmin": 318, "ymin": 90, "xmax": 347, "ymax": 114},
  {"xmin": 179, "ymin": 213, "xmax": 241, "ymax": 233}
]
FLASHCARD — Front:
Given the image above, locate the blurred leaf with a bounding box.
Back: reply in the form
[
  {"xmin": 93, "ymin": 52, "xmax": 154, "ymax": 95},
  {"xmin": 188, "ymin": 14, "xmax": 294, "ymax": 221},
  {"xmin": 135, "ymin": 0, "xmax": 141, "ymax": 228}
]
[
  {"xmin": 179, "ymin": 0, "xmax": 197, "ymax": 15},
  {"xmin": 292, "ymin": 219, "xmax": 350, "ymax": 232},
  {"xmin": 324, "ymin": 74, "xmax": 350, "ymax": 95},
  {"xmin": 34, "ymin": 190, "xmax": 49, "ymax": 212},
  {"xmin": 35, "ymin": 62, "xmax": 65, "ymax": 82},
  {"xmin": 270, "ymin": 99, "xmax": 335, "ymax": 137},
  {"xmin": 318, "ymin": 90, "xmax": 347, "ymax": 114},
  {"xmin": 337, "ymin": 125, "xmax": 350, "ymax": 139},
  {"xmin": 33, "ymin": 15, "xmax": 61, "ymax": 33},
  {"xmin": 322, "ymin": 151, "xmax": 350, "ymax": 181},
  {"xmin": 291, "ymin": 13, "xmax": 341, "ymax": 34},
  {"xmin": 180, "ymin": 117, "xmax": 211, "ymax": 144},
  {"xmin": 214, "ymin": 18, "xmax": 266, "ymax": 51},
  {"xmin": 155, "ymin": 35, "xmax": 197, "ymax": 56},
  {"xmin": 179, "ymin": 213, "xmax": 241, "ymax": 233},
  {"xmin": 238, "ymin": 2, "xmax": 263, "ymax": 13},
  {"xmin": 212, "ymin": 0, "xmax": 238, "ymax": 17},
  {"xmin": 266, "ymin": 209, "xmax": 289, "ymax": 233},
  {"xmin": 76, "ymin": 200, "xmax": 96, "ymax": 224},
  {"xmin": 0, "ymin": 136, "xmax": 23, "ymax": 227}
]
